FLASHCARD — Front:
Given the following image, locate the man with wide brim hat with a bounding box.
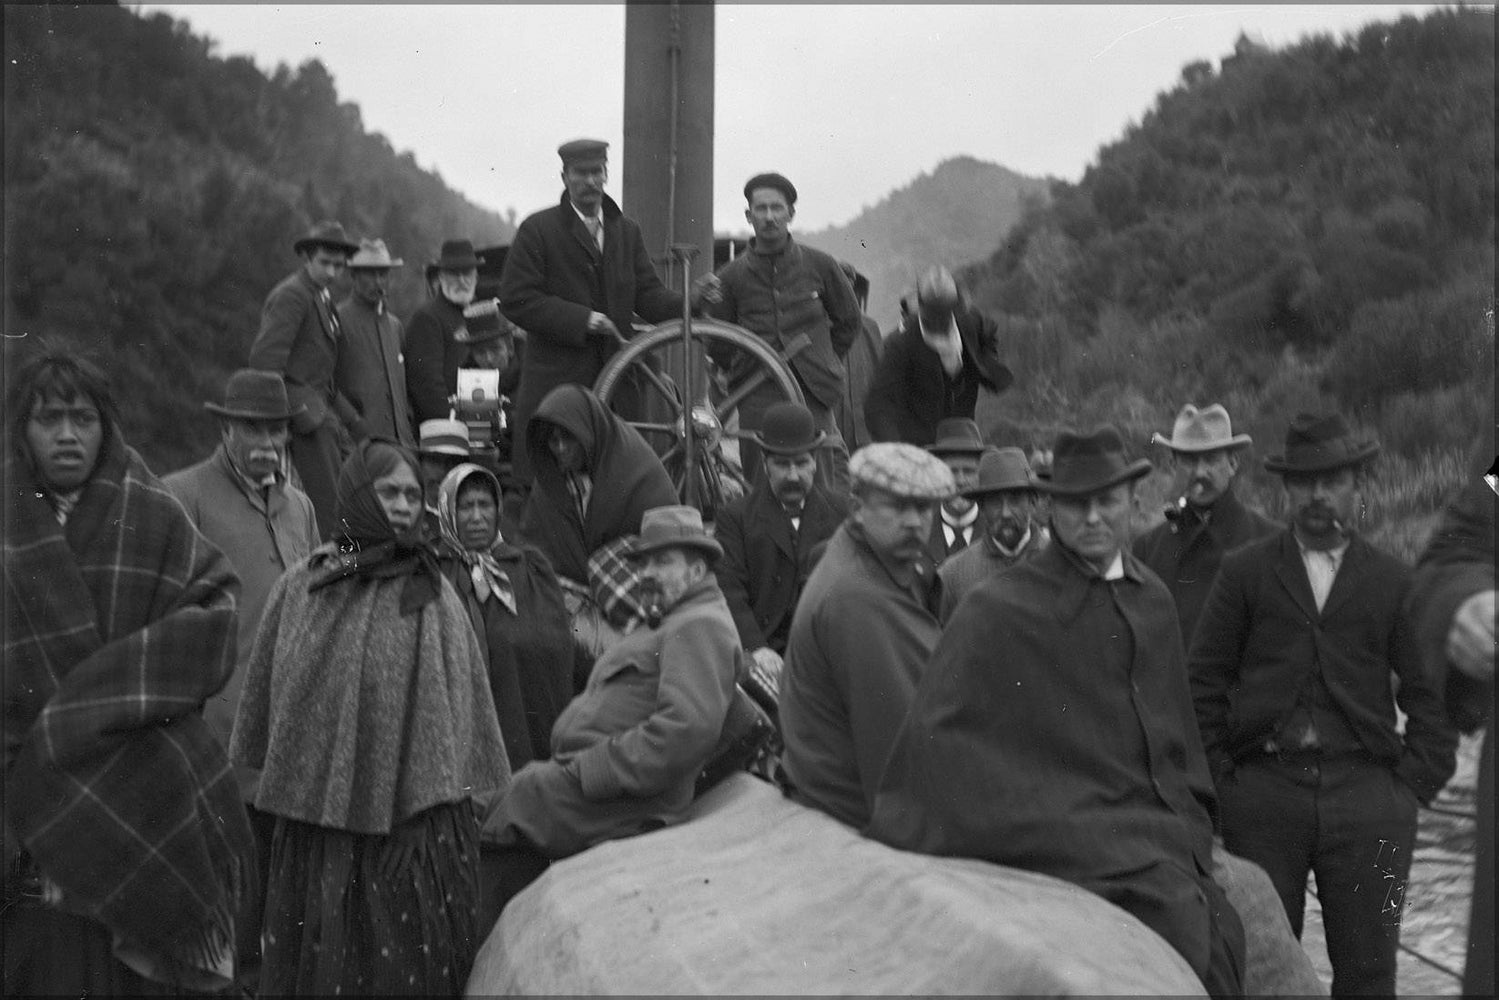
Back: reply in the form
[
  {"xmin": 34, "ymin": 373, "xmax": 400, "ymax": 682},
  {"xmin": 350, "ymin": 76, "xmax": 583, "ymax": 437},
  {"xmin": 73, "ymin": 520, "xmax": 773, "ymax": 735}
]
[
  {"xmin": 867, "ymin": 422, "xmax": 1249, "ymax": 997},
  {"xmin": 417, "ymin": 417, "xmax": 471, "ymax": 516},
  {"xmin": 1190, "ymin": 411, "xmax": 1455, "ymax": 996},
  {"xmin": 924, "ymin": 417, "xmax": 988, "ymax": 564},
  {"xmin": 1134, "ymin": 402, "xmax": 1277, "ymax": 644},
  {"xmin": 937, "ymin": 446, "xmax": 1049, "ymax": 621},
  {"xmin": 335, "ymin": 238, "xmax": 417, "ymax": 448},
  {"xmin": 717, "ymin": 401, "xmax": 849, "ymax": 694},
  {"xmin": 291, "ymin": 220, "xmax": 359, "ymax": 257},
  {"xmin": 406, "ymin": 239, "xmax": 485, "ymax": 424}
]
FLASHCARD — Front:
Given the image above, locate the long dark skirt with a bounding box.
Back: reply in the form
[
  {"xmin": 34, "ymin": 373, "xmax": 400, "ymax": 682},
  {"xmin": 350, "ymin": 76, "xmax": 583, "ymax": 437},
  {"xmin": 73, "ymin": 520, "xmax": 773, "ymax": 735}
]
[{"xmin": 260, "ymin": 800, "xmax": 481, "ymax": 997}]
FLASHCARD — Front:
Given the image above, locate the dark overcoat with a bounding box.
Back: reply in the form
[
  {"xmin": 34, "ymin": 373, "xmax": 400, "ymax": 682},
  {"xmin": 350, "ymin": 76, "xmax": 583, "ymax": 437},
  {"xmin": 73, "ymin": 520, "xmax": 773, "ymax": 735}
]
[
  {"xmin": 864, "ymin": 307, "xmax": 1011, "ymax": 445},
  {"xmin": 335, "ymin": 294, "xmax": 416, "ymax": 446},
  {"xmin": 403, "ymin": 293, "xmax": 467, "ymax": 424}
]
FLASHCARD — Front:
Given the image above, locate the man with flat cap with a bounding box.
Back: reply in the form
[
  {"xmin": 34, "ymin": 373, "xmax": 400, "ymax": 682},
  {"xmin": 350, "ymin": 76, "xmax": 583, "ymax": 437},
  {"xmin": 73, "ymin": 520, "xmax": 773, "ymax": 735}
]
[
  {"xmin": 1133, "ymin": 403, "xmax": 1275, "ymax": 648},
  {"xmin": 923, "ymin": 417, "xmax": 988, "ymax": 565},
  {"xmin": 248, "ymin": 219, "xmax": 364, "ymax": 537},
  {"xmin": 864, "ymin": 265, "xmax": 1011, "ymax": 447},
  {"xmin": 936, "ymin": 445, "xmax": 1048, "ymax": 621},
  {"xmin": 335, "ymin": 237, "xmax": 417, "ymax": 447},
  {"xmin": 1189, "ymin": 412, "xmax": 1456, "ymax": 996},
  {"xmin": 868, "ymin": 426, "xmax": 1246, "ymax": 999},
  {"xmin": 708, "ymin": 172, "xmax": 863, "ymax": 496},
  {"xmin": 500, "ymin": 139, "xmax": 719, "ymax": 483},
  {"xmin": 778, "ymin": 442, "xmax": 953, "ymax": 830},
  {"xmin": 407, "ymin": 237, "xmax": 484, "ymax": 424}
]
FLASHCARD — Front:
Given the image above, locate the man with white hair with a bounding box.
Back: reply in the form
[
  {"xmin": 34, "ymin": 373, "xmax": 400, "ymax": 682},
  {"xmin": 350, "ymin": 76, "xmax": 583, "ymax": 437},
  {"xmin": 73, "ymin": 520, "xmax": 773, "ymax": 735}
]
[{"xmin": 406, "ymin": 238, "xmax": 483, "ymax": 423}]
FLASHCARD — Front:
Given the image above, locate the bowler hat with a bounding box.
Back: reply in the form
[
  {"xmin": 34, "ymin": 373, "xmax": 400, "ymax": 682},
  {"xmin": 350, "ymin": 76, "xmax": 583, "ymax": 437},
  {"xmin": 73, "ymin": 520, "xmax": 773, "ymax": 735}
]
[
  {"xmin": 917, "ymin": 266, "xmax": 960, "ymax": 313},
  {"xmin": 204, "ymin": 369, "xmax": 306, "ymax": 421},
  {"xmin": 558, "ymin": 138, "xmax": 609, "ymax": 166},
  {"xmin": 292, "ymin": 220, "xmax": 359, "ymax": 257},
  {"xmin": 1034, "ymin": 426, "xmax": 1152, "ymax": 496},
  {"xmin": 347, "ymin": 238, "xmax": 404, "ymax": 270},
  {"xmin": 849, "ymin": 443, "xmax": 955, "ymax": 501},
  {"xmin": 1264, "ymin": 413, "xmax": 1379, "ymax": 475},
  {"xmin": 927, "ymin": 418, "xmax": 987, "ymax": 457},
  {"xmin": 1151, "ymin": 403, "xmax": 1252, "ymax": 453},
  {"xmin": 454, "ymin": 299, "xmax": 512, "ymax": 345},
  {"xmin": 963, "ymin": 447, "xmax": 1035, "ymax": 499},
  {"xmin": 627, "ymin": 505, "xmax": 723, "ymax": 564},
  {"xmin": 434, "ymin": 239, "xmax": 482, "ymax": 271},
  {"xmin": 743, "ymin": 172, "xmax": 797, "ymax": 206},
  {"xmin": 751, "ymin": 401, "xmax": 826, "ymax": 456},
  {"xmin": 418, "ymin": 418, "xmax": 471, "ymax": 458}
]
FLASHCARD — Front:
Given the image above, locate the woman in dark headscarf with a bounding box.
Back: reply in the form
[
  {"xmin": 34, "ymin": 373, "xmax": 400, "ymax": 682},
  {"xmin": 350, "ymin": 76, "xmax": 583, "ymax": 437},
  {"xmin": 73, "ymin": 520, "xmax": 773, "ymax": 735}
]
[{"xmin": 232, "ymin": 440, "xmax": 510, "ymax": 996}]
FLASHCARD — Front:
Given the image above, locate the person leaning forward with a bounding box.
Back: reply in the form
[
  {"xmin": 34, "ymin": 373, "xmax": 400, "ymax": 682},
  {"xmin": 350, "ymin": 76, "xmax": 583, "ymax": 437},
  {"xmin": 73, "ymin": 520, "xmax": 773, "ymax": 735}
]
[{"xmin": 867, "ymin": 426, "xmax": 1246, "ymax": 999}]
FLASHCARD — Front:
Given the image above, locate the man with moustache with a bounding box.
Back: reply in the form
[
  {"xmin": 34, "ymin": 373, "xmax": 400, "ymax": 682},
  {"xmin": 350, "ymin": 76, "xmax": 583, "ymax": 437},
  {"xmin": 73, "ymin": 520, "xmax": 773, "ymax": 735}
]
[
  {"xmin": 334, "ymin": 238, "xmax": 417, "ymax": 447},
  {"xmin": 407, "ymin": 238, "xmax": 484, "ymax": 424},
  {"xmin": 1189, "ymin": 413, "xmax": 1457, "ymax": 997},
  {"xmin": 924, "ymin": 417, "xmax": 987, "ymax": 565},
  {"xmin": 778, "ymin": 443, "xmax": 953, "ymax": 829},
  {"xmin": 937, "ymin": 446, "xmax": 1048, "ymax": 622},
  {"xmin": 716, "ymin": 402, "xmax": 849, "ymax": 698},
  {"xmin": 1133, "ymin": 404, "xmax": 1275, "ymax": 647}
]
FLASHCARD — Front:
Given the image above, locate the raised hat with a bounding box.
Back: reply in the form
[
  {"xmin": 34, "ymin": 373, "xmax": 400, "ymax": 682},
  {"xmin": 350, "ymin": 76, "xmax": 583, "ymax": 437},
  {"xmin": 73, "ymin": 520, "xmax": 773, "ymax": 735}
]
[
  {"xmin": 347, "ymin": 237, "xmax": 404, "ymax": 270},
  {"xmin": 1264, "ymin": 413, "xmax": 1380, "ymax": 475},
  {"xmin": 963, "ymin": 447, "xmax": 1036, "ymax": 499},
  {"xmin": 558, "ymin": 138, "xmax": 610, "ymax": 166},
  {"xmin": 204, "ymin": 369, "xmax": 306, "ymax": 421},
  {"xmin": 418, "ymin": 418, "xmax": 471, "ymax": 457},
  {"xmin": 1034, "ymin": 425, "xmax": 1152, "ymax": 496},
  {"xmin": 743, "ymin": 172, "xmax": 797, "ymax": 206},
  {"xmin": 916, "ymin": 266, "xmax": 960, "ymax": 313},
  {"xmin": 627, "ymin": 505, "xmax": 723, "ymax": 564},
  {"xmin": 1152, "ymin": 403, "xmax": 1252, "ymax": 453},
  {"xmin": 849, "ymin": 443, "xmax": 955, "ymax": 501},
  {"xmin": 292, "ymin": 219, "xmax": 358, "ymax": 256},
  {"xmin": 927, "ymin": 418, "xmax": 987, "ymax": 457},
  {"xmin": 454, "ymin": 299, "xmax": 512, "ymax": 345},
  {"xmin": 434, "ymin": 239, "xmax": 482, "ymax": 271},
  {"xmin": 751, "ymin": 401, "xmax": 826, "ymax": 456}
]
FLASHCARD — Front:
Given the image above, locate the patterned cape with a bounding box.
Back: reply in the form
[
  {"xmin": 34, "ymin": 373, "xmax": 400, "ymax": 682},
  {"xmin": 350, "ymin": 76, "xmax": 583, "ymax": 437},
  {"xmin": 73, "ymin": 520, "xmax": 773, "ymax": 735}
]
[{"xmin": 3, "ymin": 434, "xmax": 254, "ymax": 978}]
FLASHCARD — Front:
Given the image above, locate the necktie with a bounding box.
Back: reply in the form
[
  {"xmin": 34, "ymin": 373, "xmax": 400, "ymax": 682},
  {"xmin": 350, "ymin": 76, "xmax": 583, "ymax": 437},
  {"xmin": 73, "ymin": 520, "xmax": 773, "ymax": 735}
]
[
  {"xmin": 584, "ymin": 214, "xmax": 603, "ymax": 251},
  {"xmin": 320, "ymin": 287, "xmax": 342, "ymax": 339},
  {"xmin": 948, "ymin": 526, "xmax": 969, "ymax": 556}
]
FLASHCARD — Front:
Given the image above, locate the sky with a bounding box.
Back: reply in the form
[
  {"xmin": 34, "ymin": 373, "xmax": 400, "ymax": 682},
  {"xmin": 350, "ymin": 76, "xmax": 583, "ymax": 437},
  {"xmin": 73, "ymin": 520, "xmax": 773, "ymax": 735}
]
[{"xmin": 141, "ymin": 3, "xmax": 1441, "ymax": 234}]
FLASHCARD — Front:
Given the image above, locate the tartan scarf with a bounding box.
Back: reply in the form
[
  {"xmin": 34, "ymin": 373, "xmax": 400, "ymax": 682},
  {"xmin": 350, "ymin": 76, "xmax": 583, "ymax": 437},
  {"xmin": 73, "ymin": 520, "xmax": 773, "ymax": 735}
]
[{"xmin": 3, "ymin": 435, "xmax": 253, "ymax": 978}]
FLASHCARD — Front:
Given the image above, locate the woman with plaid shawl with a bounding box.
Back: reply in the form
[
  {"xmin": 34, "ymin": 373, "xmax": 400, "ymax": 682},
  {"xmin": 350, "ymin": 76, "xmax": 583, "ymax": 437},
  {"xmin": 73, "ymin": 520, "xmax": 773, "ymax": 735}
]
[{"xmin": 3, "ymin": 352, "xmax": 255, "ymax": 994}]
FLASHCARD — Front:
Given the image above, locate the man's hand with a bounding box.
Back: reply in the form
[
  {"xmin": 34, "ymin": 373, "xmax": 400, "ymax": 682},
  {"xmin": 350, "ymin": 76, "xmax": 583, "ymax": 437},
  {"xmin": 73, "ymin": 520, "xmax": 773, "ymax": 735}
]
[
  {"xmin": 1447, "ymin": 589, "xmax": 1496, "ymax": 682},
  {"xmin": 690, "ymin": 273, "xmax": 723, "ymax": 311},
  {"xmin": 749, "ymin": 646, "xmax": 784, "ymax": 692},
  {"xmin": 586, "ymin": 311, "xmax": 624, "ymax": 342}
]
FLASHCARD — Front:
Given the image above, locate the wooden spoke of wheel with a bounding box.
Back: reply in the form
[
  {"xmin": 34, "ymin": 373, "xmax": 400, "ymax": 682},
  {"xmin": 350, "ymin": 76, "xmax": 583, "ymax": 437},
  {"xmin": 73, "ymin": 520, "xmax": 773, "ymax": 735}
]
[
  {"xmin": 713, "ymin": 369, "xmax": 771, "ymax": 423},
  {"xmin": 628, "ymin": 421, "xmax": 680, "ymax": 438}
]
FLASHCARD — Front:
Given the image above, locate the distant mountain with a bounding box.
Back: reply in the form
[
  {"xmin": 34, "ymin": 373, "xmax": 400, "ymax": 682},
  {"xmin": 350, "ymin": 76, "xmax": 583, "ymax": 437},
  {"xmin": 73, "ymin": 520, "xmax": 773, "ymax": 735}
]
[{"xmin": 799, "ymin": 156, "xmax": 1052, "ymax": 329}]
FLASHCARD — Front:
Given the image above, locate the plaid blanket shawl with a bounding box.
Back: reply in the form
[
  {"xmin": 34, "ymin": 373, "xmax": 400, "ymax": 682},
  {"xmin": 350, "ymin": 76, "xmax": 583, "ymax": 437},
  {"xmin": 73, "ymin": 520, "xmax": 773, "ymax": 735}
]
[{"xmin": 2, "ymin": 436, "xmax": 253, "ymax": 977}]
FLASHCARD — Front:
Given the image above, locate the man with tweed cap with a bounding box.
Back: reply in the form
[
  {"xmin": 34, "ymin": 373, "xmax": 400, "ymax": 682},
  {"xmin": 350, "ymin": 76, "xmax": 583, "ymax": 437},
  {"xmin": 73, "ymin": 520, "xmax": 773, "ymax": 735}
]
[{"xmin": 778, "ymin": 442, "xmax": 953, "ymax": 829}]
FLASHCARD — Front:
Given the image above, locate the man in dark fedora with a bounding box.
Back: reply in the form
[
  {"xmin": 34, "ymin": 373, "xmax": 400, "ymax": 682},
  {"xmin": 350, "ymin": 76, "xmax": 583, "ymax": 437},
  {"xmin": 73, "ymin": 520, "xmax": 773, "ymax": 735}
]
[
  {"xmin": 936, "ymin": 445, "xmax": 1048, "ymax": 622},
  {"xmin": 162, "ymin": 368, "xmax": 318, "ymax": 987},
  {"xmin": 334, "ymin": 237, "xmax": 416, "ymax": 448},
  {"xmin": 716, "ymin": 401, "xmax": 849, "ymax": 697},
  {"xmin": 924, "ymin": 417, "xmax": 988, "ymax": 565},
  {"xmin": 248, "ymin": 219, "xmax": 364, "ymax": 538},
  {"xmin": 500, "ymin": 139, "xmax": 719, "ymax": 483},
  {"xmin": 1189, "ymin": 412, "xmax": 1456, "ymax": 996},
  {"xmin": 869, "ymin": 426, "xmax": 1246, "ymax": 999},
  {"xmin": 1134, "ymin": 403, "xmax": 1276, "ymax": 648},
  {"xmin": 407, "ymin": 238, "xmax": 484, "ymax": 424},
  {"xmin": 864, "ymin": 265, "xmax": 1011, "ymax": 448}
]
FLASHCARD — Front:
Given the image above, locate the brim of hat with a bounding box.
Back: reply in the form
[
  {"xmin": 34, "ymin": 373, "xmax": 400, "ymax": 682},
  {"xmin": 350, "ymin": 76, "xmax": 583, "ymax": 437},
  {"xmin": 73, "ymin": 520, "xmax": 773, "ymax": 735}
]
[
  {"xmin": 1034, "ymin": 459, "xmax": 1152, "ymax": 496},
  {"xmin": 204, "ymin": 401, "xmax": 308, "ymax": 420},
  {"xmin": 1150, "ymin": 431, "xmax": 1253, "ymax": 453},
  {"xmin": 626, "ymin": 536, "xmax": 723, "ymax": 563},
  {"xmin": 962, "ymin": 478, "xmax": 1036, "ymax": 499},
  {"xmin": 1264, "ymin": 441, "xmax": 1380, "ymax": 474},
  {"xmin": 927, "ymin": 443, "xmax": 988, "ymax": 456},
  {"xmin": 293, "ymin": 237, "xmax": 359, "ymax": 255},
  {"xmin": 419, "ymin": 444, "xmax": 471, "ymax": 458},
  {"xmin": 754, "ymin": 431, "xmax": 827, "ymax": 455},
  {"xmin": 436, "ymin": 256, "xmax": 483, "ymax": 270},
  {"xmin": 454, "ymin": 329, "xmax": 506, "ymax": 345},
  {"xmin": 349, "ymin": 259, "xmax": 404, "ymax": 269}
]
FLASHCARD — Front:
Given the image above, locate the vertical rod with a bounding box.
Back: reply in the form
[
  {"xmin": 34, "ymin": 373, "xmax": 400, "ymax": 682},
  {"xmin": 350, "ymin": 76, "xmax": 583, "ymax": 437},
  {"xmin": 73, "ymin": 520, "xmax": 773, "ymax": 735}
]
[
  {"xmin": 672, "ymin": 243, "xmax": 699, "ymax": 508},
  {"xmin": 666, "ymin": 1, "xmax": 681, "ymax": 255}
]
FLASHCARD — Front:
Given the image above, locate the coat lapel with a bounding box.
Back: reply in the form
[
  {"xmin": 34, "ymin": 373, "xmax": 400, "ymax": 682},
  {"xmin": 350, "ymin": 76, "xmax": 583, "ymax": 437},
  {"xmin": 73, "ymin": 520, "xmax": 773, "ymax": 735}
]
[
  {"xmin": 1271, "ymin": 533, "xmax": 1321, "ymax": 621},
  {"xmin": 751, "ymin": 488, "xmax": 797, "ymax": 562},
  {"xmin": 1318, "ymin": 536, "xmax": 1365, "ymax": 621}
]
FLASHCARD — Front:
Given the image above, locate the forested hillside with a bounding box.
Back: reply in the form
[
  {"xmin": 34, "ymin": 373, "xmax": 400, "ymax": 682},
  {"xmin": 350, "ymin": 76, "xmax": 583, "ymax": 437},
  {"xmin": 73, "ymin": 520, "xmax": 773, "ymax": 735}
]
[
  {"xmin": 3, "ymin": 3, "xmax": 515, "ymax": 472},
  {"xmin": 964, "ymin": 7, "xmax": 1494, "ymax": 558}
]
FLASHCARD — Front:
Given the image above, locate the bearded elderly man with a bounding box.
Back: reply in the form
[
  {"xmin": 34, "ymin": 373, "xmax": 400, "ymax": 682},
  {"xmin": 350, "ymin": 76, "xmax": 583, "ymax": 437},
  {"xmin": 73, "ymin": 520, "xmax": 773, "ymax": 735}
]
[
  {"xmin": 778, "ymin": 442, "xmax": 953, "ymax": 830},
  {"xmin": 406, "ymin": 238, "xmax": 484, "ymax": 424},
  {"xmin": 868, "ymin": 426, "xmax": 1246, "ymax": 999},
  {"xmin": 937, "ymin": 445, "xmax": 1049, "ymax": 622}
]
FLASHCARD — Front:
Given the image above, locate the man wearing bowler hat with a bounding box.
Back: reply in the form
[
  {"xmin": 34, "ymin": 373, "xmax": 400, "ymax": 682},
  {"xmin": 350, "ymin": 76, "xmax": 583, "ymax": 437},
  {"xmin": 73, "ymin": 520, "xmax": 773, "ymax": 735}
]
[
  {"xmin": 407, "ymin": 237, "xmax": 485, "ymax": 424},
  {"xmin": 716, "ymin": 401, "xmax": 849, "ymax": 696},
  {"xmin": 936, "ymin": 445, "xmax": 1048, "ymax": 622},
  {"xmin": 1189, "ymin": 413, "xmax": 1456, "ymax": 996},
  {"xmin": 335, "ymin": 237, "xmax": 417, "ymax": 448},
  {"xmin": 869, "ymin": 426, "xmax": 1246, "ymax": 999},
  {"xmin": 249, "ymin": 219, "xmax": 364, "ymax": 538},
  {"xmin": 924, "ymin": 417, "xmax": 988, "ymax": 565},
  {"xmin": 500, "ymin": 139, "xmax": 720, "ymax": 483},
  {"xmin": 1134, "ymin": 403, "xmax": 1276, "ymax": 647}
]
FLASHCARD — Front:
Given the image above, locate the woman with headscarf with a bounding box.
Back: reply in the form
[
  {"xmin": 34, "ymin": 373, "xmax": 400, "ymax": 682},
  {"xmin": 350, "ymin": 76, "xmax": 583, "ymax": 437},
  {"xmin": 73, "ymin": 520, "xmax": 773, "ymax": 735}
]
[{"xmin": 231, "ymin": 439, "xmax": 510, "ymax": 996}]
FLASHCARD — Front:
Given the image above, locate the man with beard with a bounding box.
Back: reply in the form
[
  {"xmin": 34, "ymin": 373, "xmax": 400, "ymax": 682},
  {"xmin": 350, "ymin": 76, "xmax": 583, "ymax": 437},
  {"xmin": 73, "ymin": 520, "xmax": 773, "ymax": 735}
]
[
  {"xmin": 778, "ymin": 443, "xmax": 953, "ymax": 829},
  {"xmin": 923, "ymin": 418, "xmax": 987, "ymax": 565},
  {"xmin": 1189, "ymin": 413, "xmax": 1457, "ymax": 996},
  {"xmin": 407, "ymin": 238, "xmax": 483, "ymax": 424},
  {"xmin": 1134, "ymin": 403, "xmax": 1276, "ymax": 648},
  {"xmin": 937, "ymin": 446, "xmax": 1048, "ymax": 622},
  {"xmin": 716, "ymin": 402, "xmax": 849, "ymax": 700},
  {"xmin": 334, "ymin": 238, "xmax": 417, "ymax": 447}
]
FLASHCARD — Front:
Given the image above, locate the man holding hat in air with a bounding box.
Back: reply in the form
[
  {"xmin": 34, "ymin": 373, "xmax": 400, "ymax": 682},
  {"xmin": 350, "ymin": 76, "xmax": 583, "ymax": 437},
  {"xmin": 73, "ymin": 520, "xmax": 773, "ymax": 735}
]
[
  {"xmin": 335, "ymin": 237, "xmax": 417, "ymax": 448},
  {"xmin": 936, "ymin": 445, "xmax": 1048, "ymax": 621},
  {"xmin": 407, "ymin": 238, "xmax": 485, "ymax": 424}
]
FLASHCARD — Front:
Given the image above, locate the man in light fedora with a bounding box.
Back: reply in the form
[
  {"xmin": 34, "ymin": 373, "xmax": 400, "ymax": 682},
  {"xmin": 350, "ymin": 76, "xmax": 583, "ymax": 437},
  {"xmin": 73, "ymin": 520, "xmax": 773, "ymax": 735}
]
[
  {"xmin": 1190, "ymin": 412, "xmax": 1456, "ymax": 996},
  {"xmin": 249, "ymin": 219, "xmax": 364, "ymax": 538},
  {"xmin": 936, "ymin": 445, "xmax": 1049, "ymax": 622},
  {"xmin": 334, "ymin": 237, "xmax": 416, "ymax": 448},
  {"xmin": 417, "ymin": 416, "xmax": 472, "ymax": 522},
  {"xmin": 1134, "ymin": 403, "xmax": 1276, "ymax": 646},
  {"xmin": 717, "ymin": 401, "xmax": 849, "ymax": 697},
  {"xmin": 869, "ymin": 426, "xmax": 1246, "ymax": 999},
  {"xmin": 924, "ymin": 417, "xmax": 988, "ymax": 565},
  {"xmin": 482, "ymin": 504, "xmax": 744, "ymax": 863},
  {"xmin": 406, "ymin": 238, "xmax": 484, "ymax": 424},
  {"xmin": 163, "ymin": 368, "xmax": 319, "ymax": 986}
]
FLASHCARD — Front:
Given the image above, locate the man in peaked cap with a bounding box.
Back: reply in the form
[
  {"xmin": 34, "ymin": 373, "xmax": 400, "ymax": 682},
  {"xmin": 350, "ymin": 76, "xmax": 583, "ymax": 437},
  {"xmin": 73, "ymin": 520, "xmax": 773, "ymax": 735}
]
[
  {"xmin": 936, "ymin": 445, "xmax": 1049, "ymax": 622},
  {"xmin": 868, "ymin": 426, "xmax": 1247, "ymax": 999},
  {"xmin": 334, "ymin": 238, "xmax": 417, "ymax": 448},
  {"xmin": 778, "ymin": 442, "xmax": 953, "ymax": 830},
  {"xmin": 1133, "ymin": 403, "xmax": 1276, "ymax": 647},
  {"xmin": 924, "ymin": 416, "xmax": 988, "ymax": 564},
  {"xmin": 406, "ymin": 238, "xmax": 485, "ymax": 424},
  {"xmin": 1189, "ymin": 412, "xmax": 1457, "ymax": 996}
]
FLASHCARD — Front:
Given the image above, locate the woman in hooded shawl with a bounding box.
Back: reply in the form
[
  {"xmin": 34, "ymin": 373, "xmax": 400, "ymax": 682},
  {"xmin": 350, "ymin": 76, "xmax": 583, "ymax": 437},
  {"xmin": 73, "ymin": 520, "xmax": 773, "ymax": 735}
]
[{"xmin": 231, "ymin": 440, "xmax": 510, "ymax": 996}]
